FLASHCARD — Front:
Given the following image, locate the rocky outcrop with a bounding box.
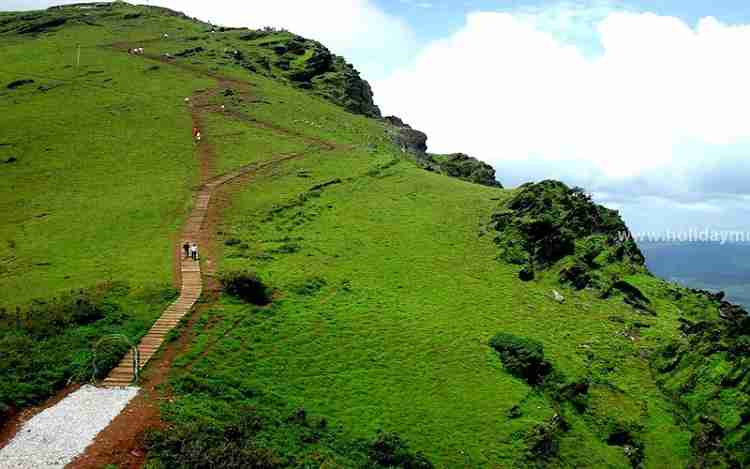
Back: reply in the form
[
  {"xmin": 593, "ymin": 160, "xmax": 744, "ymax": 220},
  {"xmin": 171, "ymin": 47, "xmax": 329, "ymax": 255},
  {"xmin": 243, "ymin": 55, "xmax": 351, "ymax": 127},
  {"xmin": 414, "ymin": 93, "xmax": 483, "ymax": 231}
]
[
  {"xmin": 244, "ymin": 33, "xmax": 381, "ymax": 118},
  {"xmin": 311, "ymin": 57, "xmax": 381, "ymax": 118},
  {"xmin": 386, "ymin": 116, "xmax": 428, "ymax": 154},
  {"xmin": 429, "ymin": 153, "xmax": 501, "ymax": 187},
  {"xmin": 384, "ymin": 116, "xmax": 500, "ymax": 187},
  {"xmin": 490, "ymin": 180, "xmax": 647, "ymax": 306}
]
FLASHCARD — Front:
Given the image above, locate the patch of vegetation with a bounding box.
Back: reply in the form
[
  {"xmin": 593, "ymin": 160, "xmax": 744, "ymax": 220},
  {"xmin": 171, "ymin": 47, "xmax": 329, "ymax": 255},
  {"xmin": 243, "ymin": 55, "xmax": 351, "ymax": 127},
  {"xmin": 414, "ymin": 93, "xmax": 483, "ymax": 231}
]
[
  {"xmin": 146, "ymin": 404, "xmax": 432, "ymax": 469},
  {"xmin": 0, "ymin": 283, "xmax": 175, "ymax": 421},
  {"xmin": 369, "ymin": 432, "xmax": 433, "ymax": 468},
  {"xmin": 220, "ymin": 270, "xmax": 273, "ymax": 305},
  {"xmin": 490, "ymin": 180, "xmax": 650, "ymax": 312},
  {"xmin": 524, "ymin": 414, "xmax": 568, "ymax": 464},
  {"xmin": 492, "ymin": 180, "xmax": 641, "ymax": 266},
  {"xmin": 490, "ymin": 332, "xmax": 552, "ymax": 385},
  {"xmin": 650, "ymin": 289, "xmax": 750, "ymax": 468},
  {"xmin": 291, "ymin": 276, "xmax": 327, "ymax": 296}
]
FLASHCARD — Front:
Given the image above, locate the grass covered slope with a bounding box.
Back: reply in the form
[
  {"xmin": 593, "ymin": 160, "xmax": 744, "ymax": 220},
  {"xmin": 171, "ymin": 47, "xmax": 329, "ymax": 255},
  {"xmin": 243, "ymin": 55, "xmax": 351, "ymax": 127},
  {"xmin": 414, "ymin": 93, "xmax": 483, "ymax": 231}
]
[
  {"xmin": 176, "ymin": 130, "xmax": 690, "ymax": 466},
  {"xmin": 1, "ymin": 3, "xmax": 748, "ymax": 468},
  {"xmin": 0, "ymin": 5, "xmax": 212, "ymax": 306}
]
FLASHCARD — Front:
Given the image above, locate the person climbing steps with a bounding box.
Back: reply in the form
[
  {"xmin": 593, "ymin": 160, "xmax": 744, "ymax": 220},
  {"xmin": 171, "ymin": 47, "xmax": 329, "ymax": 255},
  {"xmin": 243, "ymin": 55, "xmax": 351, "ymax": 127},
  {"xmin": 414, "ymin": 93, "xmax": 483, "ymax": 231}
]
[
  {"xmin": 183, "ymin": 242, "xmax": 190, "ymax": 258},
  {"xmin": 190, "ymin": 242, "xmax": 199, "ymax": 261}
]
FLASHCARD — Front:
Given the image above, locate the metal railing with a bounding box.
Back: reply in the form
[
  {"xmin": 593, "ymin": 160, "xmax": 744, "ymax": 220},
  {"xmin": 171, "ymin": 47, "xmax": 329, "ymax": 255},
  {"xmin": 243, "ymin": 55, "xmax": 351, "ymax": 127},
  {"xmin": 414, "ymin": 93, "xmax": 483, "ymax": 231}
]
[{"xmin": 93, "ymin": 334, "xmax": 140, "ymax": 384}]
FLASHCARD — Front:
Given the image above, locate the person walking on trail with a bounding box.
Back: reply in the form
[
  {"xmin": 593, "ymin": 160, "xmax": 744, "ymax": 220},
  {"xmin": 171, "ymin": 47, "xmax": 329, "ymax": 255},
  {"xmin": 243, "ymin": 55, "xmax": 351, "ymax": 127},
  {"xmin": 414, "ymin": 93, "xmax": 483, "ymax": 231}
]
[
  {"xmin": 190, "ymin": 243, "xmax": 198, "ymax": 261},
  {"xmin": 182, "ymin": 242, "xmax": 190, "ymax": 258},
  {"xmin": 193, "ymin": 126, "xmax": 202, "ymax": 142}
]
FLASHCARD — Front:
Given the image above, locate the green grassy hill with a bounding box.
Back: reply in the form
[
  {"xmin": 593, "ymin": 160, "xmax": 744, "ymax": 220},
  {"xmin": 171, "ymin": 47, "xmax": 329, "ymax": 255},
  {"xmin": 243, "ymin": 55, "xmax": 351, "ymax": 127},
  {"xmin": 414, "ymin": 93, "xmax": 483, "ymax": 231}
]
[{"xmin": 1, "ymin": 3, "xmax": 748, "ymax": 468}]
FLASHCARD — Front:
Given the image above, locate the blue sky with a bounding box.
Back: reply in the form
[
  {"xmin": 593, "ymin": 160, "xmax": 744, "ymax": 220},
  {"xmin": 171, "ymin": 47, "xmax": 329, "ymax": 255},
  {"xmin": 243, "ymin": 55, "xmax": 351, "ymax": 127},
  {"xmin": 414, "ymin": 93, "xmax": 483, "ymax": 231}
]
[
  {"xmin": 378, "ymin": 0, "xmax": 750, "ymax": 42},
  {"xmin": 9, "ymin": 0, "xmax": 750, "ymax": 235}
]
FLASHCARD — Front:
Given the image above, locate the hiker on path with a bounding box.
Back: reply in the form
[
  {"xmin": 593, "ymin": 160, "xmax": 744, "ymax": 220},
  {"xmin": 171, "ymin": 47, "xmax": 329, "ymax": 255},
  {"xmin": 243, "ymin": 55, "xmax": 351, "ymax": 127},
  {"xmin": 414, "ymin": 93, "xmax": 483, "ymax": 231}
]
[
  {"xmin": 183, "ymin": 242, "xmax": 190, "ymax": 258},
  {"xmin": 193, "ymin": 126, "xmax": 201, "ymax": 142},
  {"xmin": 190, "ymin": 243, "xmax": 198, "ymax": 261}
]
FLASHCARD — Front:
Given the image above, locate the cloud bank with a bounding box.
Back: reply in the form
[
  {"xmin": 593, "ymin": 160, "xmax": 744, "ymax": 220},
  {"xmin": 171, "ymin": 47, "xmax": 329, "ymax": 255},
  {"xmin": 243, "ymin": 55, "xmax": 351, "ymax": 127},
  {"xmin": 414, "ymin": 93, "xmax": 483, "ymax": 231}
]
[{"xmin": 374, "ymin": 9, "xmax": 750, "ymax": 231}]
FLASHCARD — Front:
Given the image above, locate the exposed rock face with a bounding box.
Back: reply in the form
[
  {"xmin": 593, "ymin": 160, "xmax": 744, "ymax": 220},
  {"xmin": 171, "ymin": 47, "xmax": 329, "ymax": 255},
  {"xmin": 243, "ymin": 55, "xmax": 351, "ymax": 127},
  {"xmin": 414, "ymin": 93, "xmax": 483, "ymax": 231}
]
[
  {"xmin": 242, "ymin": 33, "xmax": 381, "ymax": 118},
  {"xmin": 311, "ymin": 57, "xmax": 381, "ymax": 118},
  {"xmin": 386, "ymin": 115, "xmax": 428, "ymax": 154},
  {"xmin": 385, "ymin": 116, "xmax": 500, "ymax": 187}
]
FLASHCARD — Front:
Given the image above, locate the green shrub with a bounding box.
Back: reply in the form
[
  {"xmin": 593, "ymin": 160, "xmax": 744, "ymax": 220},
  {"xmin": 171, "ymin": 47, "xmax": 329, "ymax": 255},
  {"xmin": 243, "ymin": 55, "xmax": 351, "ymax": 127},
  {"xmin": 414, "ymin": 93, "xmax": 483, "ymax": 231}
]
[
  {"xmin": 224, "ymin": 238, "xmax": 242, "ymax": 246},
  {"xmin": 524, "ymin": 414, "xmax": 567, "ymax": 463},
  {"xmin": 558, "ymin": 262, "xmax": 591, "ymax": 290},
  {"xmin": 291, "ymin": 276, "xmax": 327, "ymax": 296},
  {"xmin": 489, "ymin": 333, "xmax": 551, "ymax": 385},
  {"xmin": 518, "ymin": 265, "xmax": 534, "ymax": 281},
  {"xmin": 9, "ymin": 290, "xmax": 106, "ymax": 339},
  {"xmin": 0, "ymin": 284, "xmax": 169, "ymax": 408},
  {"xmin": 369, "ymin": 432, "xmax": 434, "ymax": 469},
  {"xmin": 145, "ymin": 415, "xmax": 282, "ymax": 469},
  {"xmin": 220, "ymin": 270, "xmax": 273, "ymax": 305}
]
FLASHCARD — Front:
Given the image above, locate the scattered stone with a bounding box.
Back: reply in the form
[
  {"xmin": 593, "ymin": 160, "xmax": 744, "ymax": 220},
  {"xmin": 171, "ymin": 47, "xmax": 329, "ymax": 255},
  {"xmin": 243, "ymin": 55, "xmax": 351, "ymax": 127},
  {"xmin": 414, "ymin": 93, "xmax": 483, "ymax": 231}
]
[{"xmin": 552, "ymin": 290, "xmax": 565, "ymax": 303}]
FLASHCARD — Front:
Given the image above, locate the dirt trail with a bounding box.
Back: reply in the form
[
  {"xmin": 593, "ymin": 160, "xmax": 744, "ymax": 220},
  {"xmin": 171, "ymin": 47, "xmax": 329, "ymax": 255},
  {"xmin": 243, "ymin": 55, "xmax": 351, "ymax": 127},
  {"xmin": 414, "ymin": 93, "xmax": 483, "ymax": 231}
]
[{"xmin": 62, "ymin": 43, "xmax": 340, "ymax": 469}]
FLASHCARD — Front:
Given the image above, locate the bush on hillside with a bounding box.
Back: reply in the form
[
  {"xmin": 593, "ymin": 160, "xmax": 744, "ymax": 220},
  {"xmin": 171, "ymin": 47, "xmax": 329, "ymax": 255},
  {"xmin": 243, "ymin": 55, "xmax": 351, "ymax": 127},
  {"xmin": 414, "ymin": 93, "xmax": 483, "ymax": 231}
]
[
  {"xmin": 145, "ymin": 415, "xmax": 283, "ymax": 469},
  {"xmin": 0, "ymin": 284, "xmax": 172, "ymax": 409},
  {"xmin": 220, "ymin": 270, "xmax": 272, "ymax": 305},
  {"xmin": 490, "ymin": 333, "xmax": 551, "ymax": 385},
  {"xmin": 0, "ymin": 290, "xmax": 106, "ymax": 339},
  {"xmin": 369, "ymin": 432, "xmax": 434, "ymax": 469},
  {"xmin": 146, "ymin": 409, "xmax": 435, "ymax": 468},
  {"xmin": 525, "ymin": 414, "xmax": 567, "ymax": 463},
  {"xmin": 558, "ymin": 262, "xmax": 592, "ymax": 290},
  {"xmin": 518, "ymin": 265, "xmax": 535, "ymax": 281},
  {"xmin": 291, "ymin": 276, "xmax": 327, "ymax": 296}
]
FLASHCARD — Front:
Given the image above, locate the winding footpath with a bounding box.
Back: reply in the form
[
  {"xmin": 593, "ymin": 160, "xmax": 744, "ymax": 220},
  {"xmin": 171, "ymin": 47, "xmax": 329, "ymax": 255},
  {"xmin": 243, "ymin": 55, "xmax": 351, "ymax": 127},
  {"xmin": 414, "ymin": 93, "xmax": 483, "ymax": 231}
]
[{"xmin": 0, "ymin": 41, "xmax": 340, "ymax": 468}]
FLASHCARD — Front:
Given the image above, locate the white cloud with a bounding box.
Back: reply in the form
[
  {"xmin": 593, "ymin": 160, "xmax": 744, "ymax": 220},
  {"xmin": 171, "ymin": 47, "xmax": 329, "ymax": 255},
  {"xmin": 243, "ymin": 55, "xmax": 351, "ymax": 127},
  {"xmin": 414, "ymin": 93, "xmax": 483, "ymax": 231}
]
[
  {"xmin": 6, "ymin": 0, "xmax": 416, "ymax": 80},
  {"xmin": 374, "ymin": 8, "xmax": 750, "ymax": 211}
]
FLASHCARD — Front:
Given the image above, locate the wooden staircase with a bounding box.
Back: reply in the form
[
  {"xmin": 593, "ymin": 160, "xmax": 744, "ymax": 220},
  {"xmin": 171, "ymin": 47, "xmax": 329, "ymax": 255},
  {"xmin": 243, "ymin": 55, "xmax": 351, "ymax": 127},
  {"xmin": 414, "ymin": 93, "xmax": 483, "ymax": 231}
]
[
  {"xmin": 100, "ymin": 190, "xmax": 210, "ymax": 387},
  {"xmin": 99, "ymin": 155, "xmax": 296, "ymax": 387},
  {"xmin": 101, "ymin": 254, "xmax": 203, "ymax": 387}
]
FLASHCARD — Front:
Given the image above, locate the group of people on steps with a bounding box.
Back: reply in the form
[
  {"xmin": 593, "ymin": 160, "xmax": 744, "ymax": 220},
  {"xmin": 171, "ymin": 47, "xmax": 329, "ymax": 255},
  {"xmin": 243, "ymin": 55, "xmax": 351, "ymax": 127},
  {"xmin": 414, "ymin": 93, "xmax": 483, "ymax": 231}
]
[{"xmin": 183, "ymin": 242, "xmax": 199, "ymax": 261}]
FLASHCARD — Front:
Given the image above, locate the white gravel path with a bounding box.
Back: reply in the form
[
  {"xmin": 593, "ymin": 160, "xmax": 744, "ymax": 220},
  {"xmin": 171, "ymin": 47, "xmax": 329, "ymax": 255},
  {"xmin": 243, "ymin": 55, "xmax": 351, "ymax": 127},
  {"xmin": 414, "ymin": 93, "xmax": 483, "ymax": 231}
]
[{"xmin": 0, "ymin": 385, "xmax": 139, "ymax": 469}]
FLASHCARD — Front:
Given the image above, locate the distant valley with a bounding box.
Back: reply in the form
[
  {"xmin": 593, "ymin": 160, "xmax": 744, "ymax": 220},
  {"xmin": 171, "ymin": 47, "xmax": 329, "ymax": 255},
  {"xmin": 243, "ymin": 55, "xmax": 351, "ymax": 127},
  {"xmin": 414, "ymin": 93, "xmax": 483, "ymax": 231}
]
[{"xmin": 641, "ymin": 241, "xmax": 750, "ymax": 308}]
